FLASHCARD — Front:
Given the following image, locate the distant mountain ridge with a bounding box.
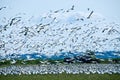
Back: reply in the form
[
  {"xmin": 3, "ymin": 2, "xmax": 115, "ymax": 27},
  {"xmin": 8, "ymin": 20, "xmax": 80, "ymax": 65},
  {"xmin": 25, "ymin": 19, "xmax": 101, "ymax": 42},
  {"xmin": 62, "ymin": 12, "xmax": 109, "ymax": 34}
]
[{"xmin": 0, "ymin": 51, "xmax": 120, "ymax": 60}]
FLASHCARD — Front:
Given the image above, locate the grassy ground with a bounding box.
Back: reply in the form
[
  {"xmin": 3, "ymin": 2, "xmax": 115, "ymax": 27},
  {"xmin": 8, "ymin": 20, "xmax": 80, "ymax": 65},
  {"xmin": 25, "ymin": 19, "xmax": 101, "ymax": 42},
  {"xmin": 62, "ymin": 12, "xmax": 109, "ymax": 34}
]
[{"xmin": 0, "ymin": 74, "xmax": 120, "ymax": 80}]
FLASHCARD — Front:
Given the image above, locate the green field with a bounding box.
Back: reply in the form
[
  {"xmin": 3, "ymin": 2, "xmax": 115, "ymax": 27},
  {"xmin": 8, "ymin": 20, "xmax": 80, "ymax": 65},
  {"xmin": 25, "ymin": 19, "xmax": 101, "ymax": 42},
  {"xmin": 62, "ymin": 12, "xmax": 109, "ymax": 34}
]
[{"xmin": 0, "ymin": 74, "xmax": 120, "ymax": 80}]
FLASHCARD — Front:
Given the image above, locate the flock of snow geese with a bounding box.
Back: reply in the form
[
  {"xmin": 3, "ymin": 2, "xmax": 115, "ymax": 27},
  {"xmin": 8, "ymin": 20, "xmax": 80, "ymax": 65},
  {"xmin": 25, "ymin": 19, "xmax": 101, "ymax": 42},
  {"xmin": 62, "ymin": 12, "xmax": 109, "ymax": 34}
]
[
  {"xmin": 0, "ymin": 6, "xmax": 120, "ymax": 75},
  {"xmin": 0, "ymin": 6, "xmax": 120, "ymax": 58},
  {"xmin": 0, "ymin": 64, "xmax": 120, "ymax": 75}
]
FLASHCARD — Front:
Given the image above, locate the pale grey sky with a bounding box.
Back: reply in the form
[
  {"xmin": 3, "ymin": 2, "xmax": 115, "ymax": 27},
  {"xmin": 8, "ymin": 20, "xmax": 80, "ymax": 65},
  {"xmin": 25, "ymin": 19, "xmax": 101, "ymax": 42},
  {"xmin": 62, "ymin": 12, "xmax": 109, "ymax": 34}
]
[{"xmin": 0, "ymin": 0, "xmax": 120, "ymax": 22}]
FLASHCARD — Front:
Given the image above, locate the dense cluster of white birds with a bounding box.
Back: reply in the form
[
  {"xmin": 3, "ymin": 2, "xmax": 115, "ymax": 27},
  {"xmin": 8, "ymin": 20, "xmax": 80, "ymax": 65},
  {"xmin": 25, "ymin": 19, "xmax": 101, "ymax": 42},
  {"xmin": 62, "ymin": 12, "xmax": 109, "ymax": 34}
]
[
  {"xmin": 0, "ymin": 64, "xmax": 120, "ymax": 75},
  {"xmin": 0, "ymin": 7, "xmax": 120, "ymax": 58}
]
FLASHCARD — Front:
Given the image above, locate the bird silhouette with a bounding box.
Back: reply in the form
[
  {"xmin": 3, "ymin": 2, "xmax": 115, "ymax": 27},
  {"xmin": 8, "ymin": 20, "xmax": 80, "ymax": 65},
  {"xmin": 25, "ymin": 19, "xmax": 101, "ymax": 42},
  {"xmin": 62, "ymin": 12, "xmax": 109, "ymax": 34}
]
[
  {"xmin": 10, "ymin": 17, "xmax": 21, "ymax": 26},
  {"xmin": 87, "ymin": 8, "xmax": 90, "ymax": 11},
  {"xmin": 0, "ymin": 7, "xmax": 6, "ymax": 11},
  {"xmin": 71, "ymin": 5, "xmax": 74, "ymax": 10},
  {"xmin": 87, "ymin": 11, "xmax": 94, "ymax": 19}
]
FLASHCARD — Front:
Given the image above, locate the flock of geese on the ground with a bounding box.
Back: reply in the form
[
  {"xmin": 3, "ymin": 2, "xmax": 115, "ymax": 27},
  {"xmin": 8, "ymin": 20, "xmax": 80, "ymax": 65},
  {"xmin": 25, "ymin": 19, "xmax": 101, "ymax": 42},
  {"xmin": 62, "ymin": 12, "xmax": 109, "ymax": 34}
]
[{"xmin": 0, "ymin": 64, "xmax": 120, "ymax": 75}]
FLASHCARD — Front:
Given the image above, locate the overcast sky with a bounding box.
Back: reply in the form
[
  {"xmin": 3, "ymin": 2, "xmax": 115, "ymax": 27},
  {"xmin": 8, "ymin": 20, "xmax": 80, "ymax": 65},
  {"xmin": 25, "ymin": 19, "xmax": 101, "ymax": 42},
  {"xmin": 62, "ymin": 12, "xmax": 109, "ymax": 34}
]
[{"xmin": 0, "ymin": 0, "xmax": 120, "ymax": 22}]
